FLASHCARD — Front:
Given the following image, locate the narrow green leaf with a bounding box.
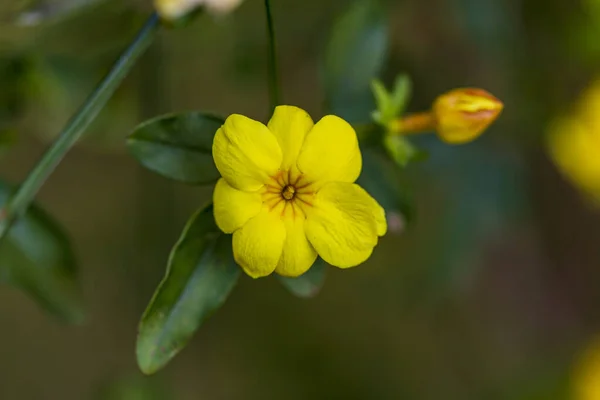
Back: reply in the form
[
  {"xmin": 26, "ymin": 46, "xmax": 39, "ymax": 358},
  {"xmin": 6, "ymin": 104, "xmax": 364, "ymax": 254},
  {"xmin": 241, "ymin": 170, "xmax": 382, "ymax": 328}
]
[
  {"xmin": 389, "ymin": 74, "xmax": 412, "ymax": 117},
  {"xmin": 0, "ymin": 181, "xmax": 83, "ymax": 323},
  {"xmin": 324, "ymin": 0, "xmax": 388, "ymax": 122},
  {"xmin": 358, "ymin": 147, "xmax": 414, "ymax": 230},
  {"xmin": 370, "ymin": 79, "xmax": 391, "ymax": 124},
  {"xmin": 137, "ymin": 204, "xmax": 240, "ymax": 375},
  {"xmin": 127, "ymin": 112, "xmax": 224, "ymax": 185},
  {"xmin": 278, "ymin": 258, "xmax": 328, "ymax": 298}
]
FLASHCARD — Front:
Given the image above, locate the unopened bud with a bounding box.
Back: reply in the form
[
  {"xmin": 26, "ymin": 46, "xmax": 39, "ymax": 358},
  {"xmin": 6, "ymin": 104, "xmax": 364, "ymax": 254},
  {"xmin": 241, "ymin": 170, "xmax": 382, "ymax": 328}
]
[
  {"xmin": 432, "ymin": 88, "xmax": 504, "ymax": 144},
  {"xmin": 154, "ymin": 0, "xmax": 243, "ymax": 20}
]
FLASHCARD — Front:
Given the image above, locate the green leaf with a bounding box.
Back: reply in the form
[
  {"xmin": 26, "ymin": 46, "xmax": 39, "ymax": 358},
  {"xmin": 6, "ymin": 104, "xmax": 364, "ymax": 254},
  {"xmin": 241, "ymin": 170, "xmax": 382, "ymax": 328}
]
[
  {"xmin": 358, "ymin": 147, "xmax": 414, "ymax": 230},
  {"xmin": 383, "ymin": 135, "xmax": 428, "ymax": 168},
  {"xmin": 0, "ymin": 181, "xmax": 83, "ymax": 323},
  {"xmin": 137, "ymin": 204, "xmax": 240, "ymax": 375},
  {"xmin": 96, "ymin": 374, "xmax": 168, "ymax": 400},
  {"xmin": 127, "ymin": 112, "xmax": 224, "ymax": 185},
  {"xmin": 278, "ymin": 258, "xmax": 328, "ymax": 298},
  {"xmin": 324, "ymin": 0, "xmax": 388, "ymax": 122}
]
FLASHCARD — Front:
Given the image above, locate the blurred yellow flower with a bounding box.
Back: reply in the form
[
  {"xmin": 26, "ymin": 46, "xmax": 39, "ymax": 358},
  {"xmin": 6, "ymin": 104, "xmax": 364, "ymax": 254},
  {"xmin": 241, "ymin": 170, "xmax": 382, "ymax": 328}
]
[
  {"xmin": 573, "ymin": 337, "xmax": 600, "ymax": 400},
  {"xmin": 547, "ymin": 80, "xmax": 600, "ymax": 202},
  {"xmin": 432, "ymin": 88, "xmax": 504, "ymax": 144},
  {"xmin": 212, "ymin": 106, "xmax": 387, "ymax": 278},
  {"xmin": 154, "ymin": 0, "xmax": 243, "ymax": 20}
]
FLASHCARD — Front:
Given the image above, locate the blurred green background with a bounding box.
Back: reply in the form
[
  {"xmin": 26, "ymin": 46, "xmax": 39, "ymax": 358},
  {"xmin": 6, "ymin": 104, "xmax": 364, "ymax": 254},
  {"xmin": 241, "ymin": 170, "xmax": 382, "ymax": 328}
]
[{"xmin": 1, "ymin": 0, "xmax": 600, "ymax": 398}]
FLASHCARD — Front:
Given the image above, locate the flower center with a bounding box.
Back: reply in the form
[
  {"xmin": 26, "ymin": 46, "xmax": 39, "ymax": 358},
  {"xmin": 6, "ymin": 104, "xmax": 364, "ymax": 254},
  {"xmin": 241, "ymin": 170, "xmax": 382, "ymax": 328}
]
[
  {"xmin": 282, "ymin": 185, "xmax": 296, "ymax": 200},
  {"xmin": 261, "ymin": 170, "xmax": 316, "ymax": 219}
]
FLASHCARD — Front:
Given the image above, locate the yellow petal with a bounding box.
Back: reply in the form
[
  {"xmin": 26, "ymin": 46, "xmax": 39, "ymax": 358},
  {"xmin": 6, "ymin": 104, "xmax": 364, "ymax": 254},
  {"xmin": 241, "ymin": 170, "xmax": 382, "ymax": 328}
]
[
  {"xmin": 275, "ymin": 217, "xmax": 318, "ymax": 277},
  {"xmin": 213, "ymin": 178, "xmax": 262, "ymax": 234},
  {"xmin": 213, "ymin": 114, "xmax": 283, "ymax": 192},
  {"xmin": 267, "ymin": 106, "xmax": 314, "ymax": 171},
  {"xmin": 304, "ymin": 182, "xmax": 385, "ymax": 268},
  {"xmin": 366, "ymin": 191, "xmax": 387, "ymax": 237},
  {"xmin": 297, "ymin": 115, "xmax": 362, "ymax": 187},
  {"xmin": 232, "ymin": 207, "xmax": 286, "ymax": 278}
]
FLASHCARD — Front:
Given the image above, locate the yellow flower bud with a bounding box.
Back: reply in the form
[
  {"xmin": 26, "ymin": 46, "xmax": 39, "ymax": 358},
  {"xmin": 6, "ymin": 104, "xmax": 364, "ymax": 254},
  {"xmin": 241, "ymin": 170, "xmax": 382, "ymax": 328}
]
[
  {"xmin": 432, "ymin": 88, "xmax": 504, "ymax": 144},
  {"xmin": 154, "ymin": 0, "xmax": 243, "ymax": 20}
]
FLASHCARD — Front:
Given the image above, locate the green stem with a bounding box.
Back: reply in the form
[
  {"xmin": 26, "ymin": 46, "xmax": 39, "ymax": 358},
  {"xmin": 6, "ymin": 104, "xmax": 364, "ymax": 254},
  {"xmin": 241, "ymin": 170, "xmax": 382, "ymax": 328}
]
[
  {"xmin": 0, "ymin": 13, "xmax": 161, "ymax": 239},
  {"xmin": 264, "ymin": 0, "xmax": 281, "ymax": 113}
]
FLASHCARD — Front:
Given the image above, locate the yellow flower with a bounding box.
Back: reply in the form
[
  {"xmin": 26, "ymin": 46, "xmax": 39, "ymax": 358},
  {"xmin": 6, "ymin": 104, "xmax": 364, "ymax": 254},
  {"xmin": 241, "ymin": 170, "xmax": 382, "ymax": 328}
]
[
  {"xmin": 573, "ymin": 337, "xmax": 600, "ymax": 400},
  {"xmin": 432, "ymin": 88, "xmax": 504, "ymax": 144},
  {"xmin": 547, "ymin": 80, "xmax": 600, "ymax": 202},
  {"xmin": 155, "ymin": 0, "xmax": 243, "ymax": 20},
  {"xmin": 212, "ymin": 106, "xmax": 387, "ymax": 278}
]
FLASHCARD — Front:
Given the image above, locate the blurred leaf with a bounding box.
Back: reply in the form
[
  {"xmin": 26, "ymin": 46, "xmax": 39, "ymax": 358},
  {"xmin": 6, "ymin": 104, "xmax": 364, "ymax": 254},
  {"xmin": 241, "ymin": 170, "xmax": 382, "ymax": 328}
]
[
  {"xmin": 324, "ymin": 0, "xmax": 388, "ymax": 122},
  {"xmin": 22, "ymin": 54, "xmax": 141, "ymax": 152},
  {"xmin": 0, "ymin": 181, "xmax": 83, "ymax": 323},
  {"xmin": 0, "ymin": 56, "xmax": 30, "ymax": 124},
  {"xmin": 509, "ymin": 367, "xmax": 570, "ymax": 400},
  {"xmin": 17, "ymin": 55, "xmax": 79, "ymax": 140},
  {"xmin": 97, "ymin": 374, "xmax": 168, "ymax": 400},
  {"xmin": 371, "ymin": 74, "xmax": 412, "ymax": 125},
  {"xmin": 383, "ymin": 135, "xmax": 428, "ymax": 168},
  {"xmin": 127, "ymin": 113, "xmax": 224, "ymax": 185},
  {"xmin": 358, "ymin": 147, "xmax": 414, "ymax": 230},
  {"xmin": 13, "ymin": 0, "xmax": 107, "ymax": 26},
  {"xmin": 1, "ymin": 2, "xmax": 142, "ymax": 59},
  {"xmin": 278, "ymin": 258, "xmax": 328, "ymax": 298},
  {"xmin": 137, "ymin": 204, "xmax": 240, "ymax": 375},
  {"xmin": 413, "ymin": 142, "xmax": 529, "ymax": 297},
  {"xmin": 0, "ymin": 129, "xmax": 17, "ymax": 156}
]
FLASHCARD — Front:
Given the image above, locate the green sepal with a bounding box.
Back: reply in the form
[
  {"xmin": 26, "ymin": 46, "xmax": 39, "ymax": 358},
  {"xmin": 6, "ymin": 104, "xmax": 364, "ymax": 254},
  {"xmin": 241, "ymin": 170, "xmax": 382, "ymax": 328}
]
[
  {"xmin": 383, "ymin": 134, "xmax": 428, "ymax": 168},
  {"xmin": 371, "ymin": 74, "xmax": 412, "ymax": 126}
]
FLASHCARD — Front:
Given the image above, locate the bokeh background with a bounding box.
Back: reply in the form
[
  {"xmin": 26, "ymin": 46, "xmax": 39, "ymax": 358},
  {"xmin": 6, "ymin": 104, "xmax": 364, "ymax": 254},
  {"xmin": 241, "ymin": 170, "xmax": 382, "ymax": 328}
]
[{"xmin": 1, "ymin": 0, "xmax": 600, "ymax": 398}]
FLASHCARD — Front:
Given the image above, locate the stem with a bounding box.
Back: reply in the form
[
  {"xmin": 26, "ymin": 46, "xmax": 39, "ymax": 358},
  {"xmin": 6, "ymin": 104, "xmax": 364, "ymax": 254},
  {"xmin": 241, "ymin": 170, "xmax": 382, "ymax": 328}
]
[
  {"xmin": 0, "ymin": 13, "xmax": 161, "ymax": 239},
  {"xmin": 389, "ymin": 111, "xmax": 437, "ymax": 136},
  {"xmin": 264, "ymin": 0, "xmax": 281, "ymax": 113}
]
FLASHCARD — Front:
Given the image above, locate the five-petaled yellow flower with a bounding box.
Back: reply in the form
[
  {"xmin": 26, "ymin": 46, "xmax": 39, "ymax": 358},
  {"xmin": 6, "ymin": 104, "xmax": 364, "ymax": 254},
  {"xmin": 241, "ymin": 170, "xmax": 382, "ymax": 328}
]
[{"xmin": 212, "ymin": 106, "xmax": 387, "ymax": 278}]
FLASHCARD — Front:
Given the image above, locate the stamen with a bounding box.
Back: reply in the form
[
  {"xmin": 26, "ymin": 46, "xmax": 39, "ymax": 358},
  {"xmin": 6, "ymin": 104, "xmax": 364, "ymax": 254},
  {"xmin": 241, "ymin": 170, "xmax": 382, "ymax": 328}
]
[{"xmin": 282, "ymin": 185, "xmax": 296, "ymax": 200}]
